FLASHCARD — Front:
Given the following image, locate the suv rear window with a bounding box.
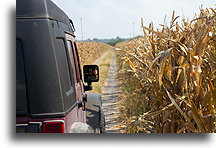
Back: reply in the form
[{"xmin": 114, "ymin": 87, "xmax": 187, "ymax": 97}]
[{"xmin": 16, "ymin": 39, "xmax": 28, "ymax": 115}]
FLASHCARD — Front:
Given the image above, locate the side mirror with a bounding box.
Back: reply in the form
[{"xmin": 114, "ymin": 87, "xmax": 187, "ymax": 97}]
[{"xmin": 83, "ymin": 65, "xmax": 99, "ymax": 91}]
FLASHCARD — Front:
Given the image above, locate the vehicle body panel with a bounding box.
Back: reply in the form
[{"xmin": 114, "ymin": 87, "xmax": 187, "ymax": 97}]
[
  {"xmin": 16, "ymin": 0, "xmax": 84, "ymax": 133},
  {"xmin": 16, "ymin": 0, "xmax": 103, "ymax": 133}
]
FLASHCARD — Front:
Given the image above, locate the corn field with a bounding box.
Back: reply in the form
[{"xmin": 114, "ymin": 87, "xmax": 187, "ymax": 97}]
[
  {"xmin": 115, "ymin": 8, "xmax": 216, "ymax": 133},
  {"xmin": 77, "ymin": 42, "xmax": 111, "ymax": 66}
]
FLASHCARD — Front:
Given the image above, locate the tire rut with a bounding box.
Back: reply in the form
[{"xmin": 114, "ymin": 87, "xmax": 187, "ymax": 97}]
[{"xmin": 101, "ymin": 50, "xmax": 121, "ymax": 133}]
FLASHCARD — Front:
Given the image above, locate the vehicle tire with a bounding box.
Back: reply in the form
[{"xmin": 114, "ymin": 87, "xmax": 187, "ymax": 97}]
[
  {"xmin": 85, "ymin": 93, "xmax": 105, "ymax": 133},
  {"xmin": 100, "ymin": 109, "xmax": 105, "ymax": 133}
]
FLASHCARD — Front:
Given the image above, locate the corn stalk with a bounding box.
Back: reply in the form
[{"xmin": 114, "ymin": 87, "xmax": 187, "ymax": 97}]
[{"xmin": 116, "ymin": 8, "xmax": 215, "ymax": 133}]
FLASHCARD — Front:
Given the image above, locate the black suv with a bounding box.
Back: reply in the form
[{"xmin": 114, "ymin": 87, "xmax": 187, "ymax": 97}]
[{"xmin": 16, "ymin": 0, "xmax": 105, "ymax": 133}]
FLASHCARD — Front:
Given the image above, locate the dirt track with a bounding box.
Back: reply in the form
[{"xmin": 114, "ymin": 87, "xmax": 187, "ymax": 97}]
[
  {"xmin": 101, "ymin": 50, "xmax": 121, "ymax": 133},
  {"xmin": 94, "ymin": 50, "xmax": 109, "ymax": 65}
]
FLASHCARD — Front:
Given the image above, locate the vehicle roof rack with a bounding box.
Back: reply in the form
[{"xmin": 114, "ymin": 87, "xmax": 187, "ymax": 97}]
[{"xmin": 69, "ymin": 19, "xmax": 76, "ymax": 33}]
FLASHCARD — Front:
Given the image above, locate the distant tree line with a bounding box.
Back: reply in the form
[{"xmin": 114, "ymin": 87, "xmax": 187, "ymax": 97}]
[
  {"xmin": 82, "ymin": 36, "xmax": 130, "ymax": 46},
  {"xmin": 106, "ymin": 37, "xmax": 125, "ymax": 46}
]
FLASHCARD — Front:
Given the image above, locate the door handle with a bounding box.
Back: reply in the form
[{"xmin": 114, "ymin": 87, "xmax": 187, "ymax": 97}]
[
  {"xmin": 77, "ymin": 100, "xmax": 83, "ymax": 108},
  {"xmin": 82, "ymin": 94, "xmax": 87, "ymax": 102}
]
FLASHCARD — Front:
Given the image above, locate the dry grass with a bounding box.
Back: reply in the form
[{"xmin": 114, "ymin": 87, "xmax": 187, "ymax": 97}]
[
  {"xmin": 77, "ymin": 42, "xmax": 111, "ymax": 66},
  {"xmin": 115, "ymin": 8, "xmax": 215, "ymax": 133},
  {"xmin": 90, "ymin": 50, "xmax": 113, "ymax": 94},
  {"xmin": 77, "ymin": 41, "xmax": 113, "ymax": 94}
]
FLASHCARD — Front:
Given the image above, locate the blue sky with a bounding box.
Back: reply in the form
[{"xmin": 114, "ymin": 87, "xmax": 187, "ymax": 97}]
[{"xmin": 52, "ymin": 0, "xmax": 215, "ymax": 40}]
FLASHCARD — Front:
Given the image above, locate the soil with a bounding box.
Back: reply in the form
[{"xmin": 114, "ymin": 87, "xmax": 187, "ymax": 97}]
[{"xmin": 101, "ymin": 50, "xmax": 121, "ymax": 133}]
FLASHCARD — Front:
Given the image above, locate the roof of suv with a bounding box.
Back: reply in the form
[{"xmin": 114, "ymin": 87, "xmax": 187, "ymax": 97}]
[{"xmin": 16, "ymin": 0, "xmax": 75, "ymax": 33}]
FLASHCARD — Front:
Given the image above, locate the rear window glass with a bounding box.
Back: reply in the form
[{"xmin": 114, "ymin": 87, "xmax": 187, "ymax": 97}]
[
  {"xmin": 55, "ymin": 39, "xmax": 76, "ymax": 109},
  {"xmin": 67, "ymin": 40, "xmax": 78, "ymax": 83},
  {"xmin": 16, "ymin": 39, "xmax": 28, "ymax": 115}
]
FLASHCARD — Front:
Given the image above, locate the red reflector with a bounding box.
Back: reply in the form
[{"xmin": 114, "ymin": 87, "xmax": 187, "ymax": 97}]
[{"xmin": 42, "ymin": 121, "xmax": 65, "ymax": 133}]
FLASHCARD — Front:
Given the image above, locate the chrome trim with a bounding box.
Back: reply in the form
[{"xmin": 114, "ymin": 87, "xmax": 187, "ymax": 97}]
[
  {"xmin": 43, "ymin": 120, "xmax": 65, "ymax": 124},
  {"xmin": 66, "ymin": 88, "xmax": 74, "ymax": 96},
  {"xmin": 16, "ymin": 124, "xmax": 28, "ymax": 127},
  {"xmin": 29, "ymin": 122, "xmax": 42, "ymax": 127}
]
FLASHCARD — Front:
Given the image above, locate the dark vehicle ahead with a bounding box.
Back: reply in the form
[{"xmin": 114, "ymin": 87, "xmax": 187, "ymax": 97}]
[{"xmin": 16, "ymin": 0, "xmax": 105, "ymax": 133}]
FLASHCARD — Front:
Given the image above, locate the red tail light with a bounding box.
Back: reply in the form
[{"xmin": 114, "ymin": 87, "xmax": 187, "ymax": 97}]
[{"xmin": 42, "ymin": 120, "xmax": 65, "ymax": 133}]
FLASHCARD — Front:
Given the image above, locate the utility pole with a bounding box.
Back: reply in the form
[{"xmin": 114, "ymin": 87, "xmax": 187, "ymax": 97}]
[
  {"xmin": 80, "ymin": 17, "xmax": 83, "ymax": 41},
  {"xmin": 132, "ymin": 22, "xmax": 135, "ymax": 38}
]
